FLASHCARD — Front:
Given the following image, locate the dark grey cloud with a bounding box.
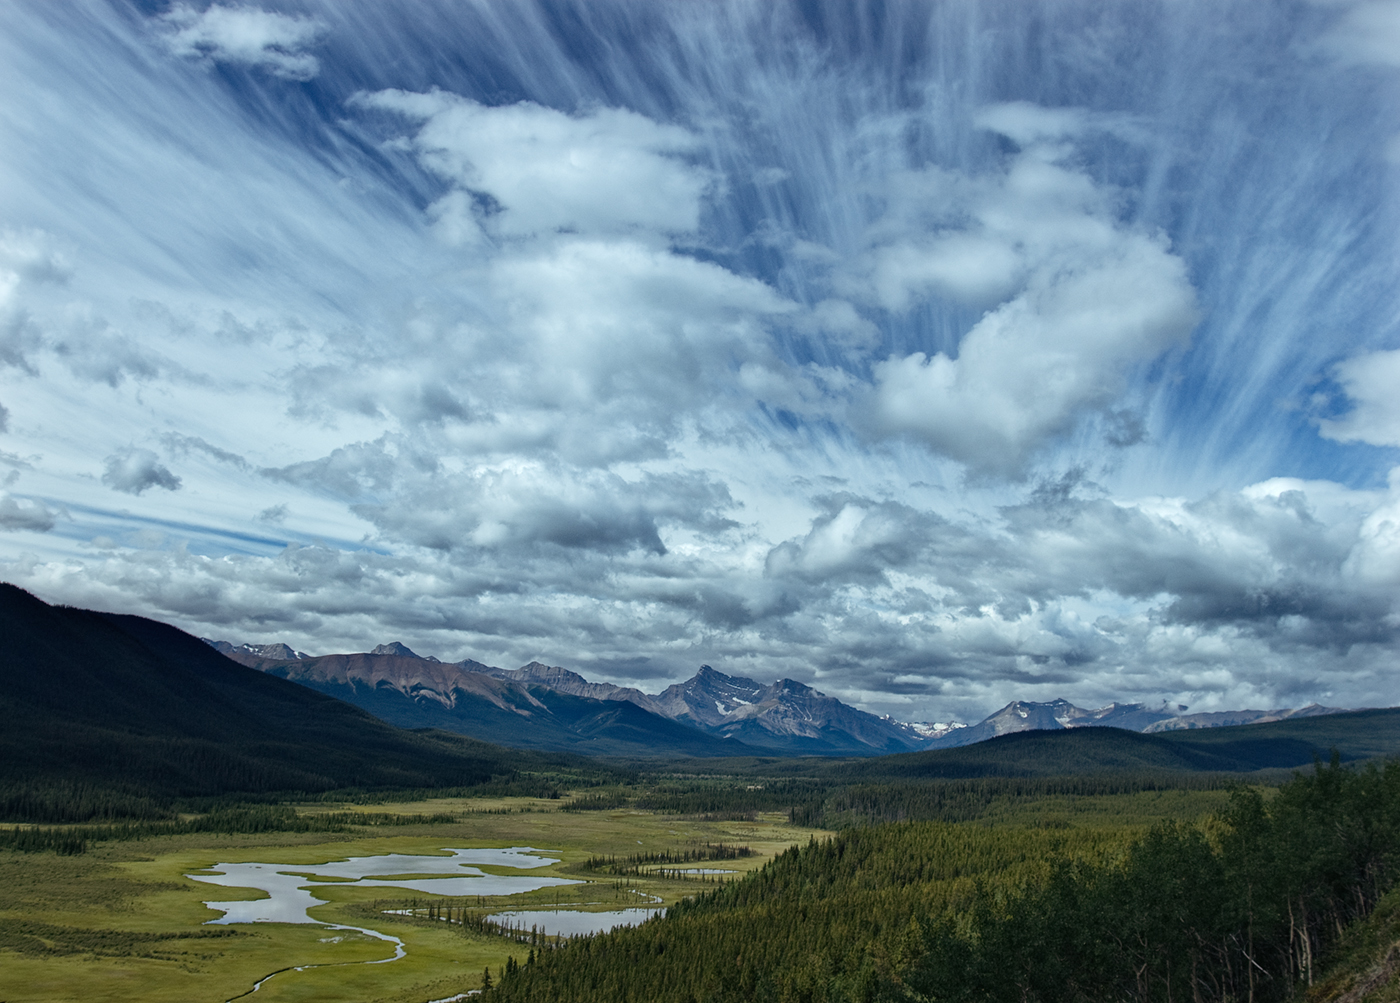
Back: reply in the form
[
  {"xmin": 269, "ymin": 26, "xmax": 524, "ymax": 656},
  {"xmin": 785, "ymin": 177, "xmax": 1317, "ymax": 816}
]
[
  {"xmin": 262, "ymin": 438, "xmax": 404, "ymax": 499},
  {"xmin": 101, "ymin": 449, "xmax": 182, "ymax": 495},
  {"xmin": 51, "ymin": 325, "xmax": 170, "ymax": 387},
  {"xmin": 764, "ymin": 495, "xmax": 946, "ymax": 585},
  {"xmin": 0, "ymin": 311, "xmax": 41, "ymax": 374},
  {"xmin": 0, "ymin": 494, "xmax": 56, "ymax": 532}
]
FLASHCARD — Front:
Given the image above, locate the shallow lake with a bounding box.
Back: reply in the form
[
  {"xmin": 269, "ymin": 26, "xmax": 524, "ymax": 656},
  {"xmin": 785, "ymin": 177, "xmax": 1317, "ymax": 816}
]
[
  {"xmin": 485, "ymin": 907, "xmax": 665, "ymax": 937},
  {"xmin": 187, "ymin": 847, "xmax": 581, "ymax": 925}
]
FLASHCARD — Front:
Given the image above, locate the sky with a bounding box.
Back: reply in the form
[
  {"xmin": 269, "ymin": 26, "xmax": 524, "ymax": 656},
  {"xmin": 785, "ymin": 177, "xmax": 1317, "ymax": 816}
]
[{"xmin": 1, "ymin": 0, "xmax": 1398, "ymax": 724}]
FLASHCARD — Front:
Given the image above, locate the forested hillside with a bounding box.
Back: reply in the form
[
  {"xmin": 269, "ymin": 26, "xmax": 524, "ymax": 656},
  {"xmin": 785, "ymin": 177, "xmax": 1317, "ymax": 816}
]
[{"xmin": 490, "ymin": 757, "xmax": 1400, "ymax": 1003}]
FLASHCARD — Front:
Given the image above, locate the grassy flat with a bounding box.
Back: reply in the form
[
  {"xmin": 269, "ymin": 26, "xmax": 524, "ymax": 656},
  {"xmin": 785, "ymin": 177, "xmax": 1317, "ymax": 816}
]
[{"xmin": 0, "ymin": 798, "xmax": 820, "ymax": 1003}]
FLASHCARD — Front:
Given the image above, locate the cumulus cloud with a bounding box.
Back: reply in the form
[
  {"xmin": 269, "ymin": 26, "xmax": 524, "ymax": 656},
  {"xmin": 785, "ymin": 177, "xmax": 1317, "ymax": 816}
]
[
  {"xmin": 765, "ymin": 498, "xmax": 939, "ymax": 583},
  {"xmin": 1317, "ymin": 347, "xmax": 1400, "ymax": 446},
  {"xmin": 862, "ymin": 110, "xmax": 1197, "ymax": 474},
  {"xmin": 749, "ymin": 471, "xmax": 1400, "ymax": 710},
  {"xmin": 50, "ymin": 322, "xmax": 172, "ymax": 387},
  {"xmin": 0, "ymin": 495, "xmax": 57, "ymax": 532},
  {"xmin": 356, "ymin": 90, "xmax": 711, "ymax": 239},
  {"xmin": 309, "ymin": 89, "xmax": 797, "ymax": 460},
  {"xmin": 973, "ymin": 101, "xmax": 1095, "ymax": 145},
  {"xmin": 263, "ymin": 435, "xmax": 737, "ymax": 556},
  {"xmin": 1345, "ymin": 468, "xmax": 1400, "ymax": 586},
  {"xmin": 0, "ymin": 229, "xmax": 183, "ymax": 388},
  {"xmin": 157, "ymin": 3, "xmax": 325, "ymax": 80},
  {"xmin": 101, "ymin": 448, "xmax": 182, "ymax": 495},
  {"xmin": 485, "ymin": 238, "xmax": 793, "ymax": 415},
  {"xmin": 0, "ymin": 229, "xmax": 69, "ymax": 373}
]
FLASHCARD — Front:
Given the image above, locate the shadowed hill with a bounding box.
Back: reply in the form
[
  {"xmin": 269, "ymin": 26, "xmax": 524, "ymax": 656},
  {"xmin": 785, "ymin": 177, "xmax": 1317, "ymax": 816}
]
[
  {"xmin": 1155, "ymin": 707, "xmax": 1400, "ymax": 762},
  {"xmin": 836, "ymin": 712, "xmax": 1400, "ymax": 779},
  {"xmin": 0, "ymin": 584, "xmax": 581, "ymax": 815}
]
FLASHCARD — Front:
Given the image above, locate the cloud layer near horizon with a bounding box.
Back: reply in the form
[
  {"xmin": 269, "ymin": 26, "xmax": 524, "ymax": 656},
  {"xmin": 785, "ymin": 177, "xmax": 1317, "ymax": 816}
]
[{"xmin": 0, "ymin": 0, "xmax": 1396, "ymax": 722}]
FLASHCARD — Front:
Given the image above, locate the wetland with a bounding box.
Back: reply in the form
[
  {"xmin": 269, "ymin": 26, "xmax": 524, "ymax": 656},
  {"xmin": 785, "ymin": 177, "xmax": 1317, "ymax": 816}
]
[{"xmin": 0, "ymin": 795, "xmax": 816, "ymax": 1003}]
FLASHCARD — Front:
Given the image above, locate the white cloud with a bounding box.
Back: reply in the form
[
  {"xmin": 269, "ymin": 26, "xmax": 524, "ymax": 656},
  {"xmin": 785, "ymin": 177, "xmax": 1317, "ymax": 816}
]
[
  {"xmin": 1318, "ymin": 347, "xmax": 1400, "ymax": 446},
  {"xmin": 158, "ymin": 3, "xmax": 325, "ymax": 81},
  {"xmin": 974, "ymin": 101, "xmax": 1093, "ymax": 146},
  {"xmin": 864, "ymin": 235, "xmax": 1023, "ymax": 312},
  {"xmin": 0, "ymin": 228, "xmax": 69, "ymax": 373},
  {"xmin": 866, "ymin": 129, "xmax": 1197, "ymax": 474},
  {"xmin": 1312, "ymin": 0, "xmax": 1400, "ymax": 68},
  {"xmin": 1345, "ymin": 467, "xmax": 1400, "ymax": 585},
  {"xmin": 357, "ymin": 90, "xmax": 711, "ymax": 239},
  {"xmin": 485, "ymin": 238, "xmax": 792, "ymax": 410}
]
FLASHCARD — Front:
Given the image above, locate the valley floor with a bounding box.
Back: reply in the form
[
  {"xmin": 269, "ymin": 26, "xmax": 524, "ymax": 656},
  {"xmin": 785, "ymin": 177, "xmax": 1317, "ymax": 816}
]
[{"xmin": 0, "ymin": 796, "xmax": 817, "ymax": 1003}]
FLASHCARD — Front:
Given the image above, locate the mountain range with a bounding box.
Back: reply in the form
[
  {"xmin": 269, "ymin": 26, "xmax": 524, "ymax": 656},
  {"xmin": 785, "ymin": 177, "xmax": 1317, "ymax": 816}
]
[
  {"xmin": 920, "ymin": 698, "xmax": 1350, "ymax": 749},
  {"xmin": 208, "ymin": 643, "xmax": 923, "ymax": 757},
  {"xmin": 207, "ymin": 637, "xmax": 1355, "ymax": 758}
]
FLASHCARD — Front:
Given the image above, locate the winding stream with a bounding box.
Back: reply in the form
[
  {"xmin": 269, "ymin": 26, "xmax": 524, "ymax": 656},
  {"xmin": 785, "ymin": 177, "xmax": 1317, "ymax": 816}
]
[{"xmin": 186, "ymin": 847, "xmax": 578, "ymax": 999}]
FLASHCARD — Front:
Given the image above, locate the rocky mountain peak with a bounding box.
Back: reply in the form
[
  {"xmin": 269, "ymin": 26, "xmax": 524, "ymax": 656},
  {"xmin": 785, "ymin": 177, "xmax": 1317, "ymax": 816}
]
[
  {"xmin": 371, "ymin": 641, "xmax": 431, "ymax": 660},
  {"xmin": 514, "ymin": 661, "xmax": 588, "ymax": 684},
  {"xmin": 202, "ymin": 638, "xmax": 307, "ymax": 661}
]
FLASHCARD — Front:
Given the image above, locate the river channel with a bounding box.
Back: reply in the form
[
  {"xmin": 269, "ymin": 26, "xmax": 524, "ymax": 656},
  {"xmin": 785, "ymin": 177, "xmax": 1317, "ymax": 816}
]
[
  {"xmin": 187, "ymin": 846, "xmax": 579, "ymax": 924},
  {"xmin": 186, "ymin": 847, "xmax": 667, "ymax": 999}
]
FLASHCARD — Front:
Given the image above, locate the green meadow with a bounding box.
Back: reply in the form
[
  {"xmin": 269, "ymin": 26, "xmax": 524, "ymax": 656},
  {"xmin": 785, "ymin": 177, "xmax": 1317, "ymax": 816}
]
[{"xmin": 0, "ymin": 796, "xmax": 819, "ymax": 1003}]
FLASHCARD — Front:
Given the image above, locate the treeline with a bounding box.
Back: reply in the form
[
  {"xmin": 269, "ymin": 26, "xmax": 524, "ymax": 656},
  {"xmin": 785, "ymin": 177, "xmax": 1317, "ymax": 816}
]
[
  {"xmin": 790, "ymin": 772, "xmax": 1237, "ymax": 828},
  {"xmin": 0, "ymin": 780, "xmax": 172, "ymax": 825},
  {"xmin": 1, "ymin": 768, "xmax": 612, "ymax": 826},
  {"xmin": 0, "ymin": 804, "xmax": 458, "ymax": 855},
  {"xmin": 634, "ymin": 779, "xmax": 825, "ymax": 816},
  {"xmin": 560, "ymin": 791, "xmax": 633, "ymax": 812},
  {"xmin": 582, "ymin": 843, "xmax": 754, "ymax": 875},
  {"xmin": 486, "ymin": 757, "xmax": 1400, "ymax": 1003},
  {"xmin": 562, "ymin": 772, "xmax": 1236, "ymax": 828},
  {"xmin": 401, "ymin": 899, "xmax": 587, "ymax": 944}
]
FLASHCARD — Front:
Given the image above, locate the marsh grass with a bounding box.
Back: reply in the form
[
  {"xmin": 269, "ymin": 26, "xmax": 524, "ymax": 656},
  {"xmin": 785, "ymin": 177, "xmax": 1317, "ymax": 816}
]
[{"xmin": 0, "ymin": 798, "xmax": 819, "ymax": 1003}]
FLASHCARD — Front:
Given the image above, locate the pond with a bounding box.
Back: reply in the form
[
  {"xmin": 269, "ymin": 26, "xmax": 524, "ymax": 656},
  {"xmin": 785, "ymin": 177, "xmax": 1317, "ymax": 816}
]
[
  {"xmin": 187, "ymin": 847, "xmax": 581, "ymax": 925},
  {"xmin": 485, "ymin": 906, "xmax": 665, "ymax": 938}
]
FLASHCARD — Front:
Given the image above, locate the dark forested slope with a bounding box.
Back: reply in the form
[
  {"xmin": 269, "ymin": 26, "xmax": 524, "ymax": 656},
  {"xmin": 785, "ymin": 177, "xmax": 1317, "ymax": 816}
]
[{"xmin": 490, "ymin": 758, "xmax": 1400, "ymax": 1003}]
